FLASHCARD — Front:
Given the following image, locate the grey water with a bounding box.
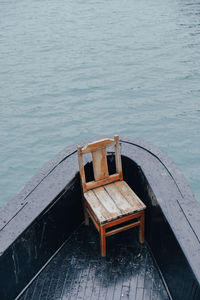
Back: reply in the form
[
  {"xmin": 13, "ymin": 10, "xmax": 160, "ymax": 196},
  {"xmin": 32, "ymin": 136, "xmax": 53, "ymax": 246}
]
[{"xmin": 0, "ymin": 0, "xmax": 199, "ymax": 208}]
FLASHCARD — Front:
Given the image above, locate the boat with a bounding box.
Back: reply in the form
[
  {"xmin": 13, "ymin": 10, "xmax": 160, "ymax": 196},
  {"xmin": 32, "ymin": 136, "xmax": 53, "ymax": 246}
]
[{"xmin": 0, "ymin": 136, "xmax": 200, "ymax": 300}]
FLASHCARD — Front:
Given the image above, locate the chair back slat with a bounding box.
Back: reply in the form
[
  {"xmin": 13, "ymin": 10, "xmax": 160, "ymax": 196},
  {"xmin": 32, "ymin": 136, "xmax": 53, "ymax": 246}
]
[
  {"xmin": 78, "ymin": 135, "xmax": 123, "ymax": 192},
  {"xmin": 92, "ymin": 148, "xmax": 109, "ymax": 181},
  {"xmin": 86, "ymin": 174, "xmax": 120, "ymax": 191}
]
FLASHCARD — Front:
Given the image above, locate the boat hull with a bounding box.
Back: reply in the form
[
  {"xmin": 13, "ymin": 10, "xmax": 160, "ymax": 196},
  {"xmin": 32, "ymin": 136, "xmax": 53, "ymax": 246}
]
[{"xmin": 0, "ymin": 136, "xmax": 200, "ymax": 300}]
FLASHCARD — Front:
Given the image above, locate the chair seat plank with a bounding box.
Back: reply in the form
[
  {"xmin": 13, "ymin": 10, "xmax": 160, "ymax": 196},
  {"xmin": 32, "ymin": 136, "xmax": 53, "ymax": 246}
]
[
  {"xmin": 93, "ymin": 186, "xmax": 121, "ymax": 218},
  {"xmin": 84, "ymin": 190, "xmax": 110, "ymax": 224},
  {"xmin": 104, "ymin": 183, "xmax": 133, "ymax": 215},
  {"xmin": 85, "ymin": 181, "xmax": 146, "ymax": 225},
  {"xmin": 115, "ymin": 181, "xmax": 146, "ymax": 211}
]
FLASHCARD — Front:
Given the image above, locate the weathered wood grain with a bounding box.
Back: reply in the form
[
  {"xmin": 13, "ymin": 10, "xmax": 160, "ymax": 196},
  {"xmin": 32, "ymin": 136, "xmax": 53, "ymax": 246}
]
[
  {"xmin": 77, "ymin": 135, "xmax": 122, "ymax": 192},
  {"xmin": 81, "ymin": 138, "xmax": 115, "ymax": 154},
  {"xmin": 85, "ymin": 181, "xmax": 146, "ymax": 224},
  {"xmin": 84, "ymin": 190, "xmax": 110, "ymax": 223},
  {"xmin": 85, "ymin": 174, "xmax": 120, "ymax": 191},
  {"xmin": 114, "ymin": 135, "xmax": 123, "ymax": 181},
  {"xmin": 115, "ymin": 181, "xmax": 146, "ymax": 211},
  {"xmin": 92, "ymin": 148, "xmax": 109, "ymax": 181},
  {"xmin": 104, "ymin": 183, "xmax": 132, "ymax": 214},
  {"xmin": 94, "ymin": 186, "xmax": 121, "ymax": 216},
  {"xmin": 77, "ymin": 146, "xmax": 87, "ymax": 192}
]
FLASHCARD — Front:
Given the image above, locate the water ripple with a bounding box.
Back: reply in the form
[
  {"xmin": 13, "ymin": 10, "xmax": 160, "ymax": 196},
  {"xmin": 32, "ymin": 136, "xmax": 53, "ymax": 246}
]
[{"xmin": 0, "ymin": 0, "xmax": 200, "ymax": 207}]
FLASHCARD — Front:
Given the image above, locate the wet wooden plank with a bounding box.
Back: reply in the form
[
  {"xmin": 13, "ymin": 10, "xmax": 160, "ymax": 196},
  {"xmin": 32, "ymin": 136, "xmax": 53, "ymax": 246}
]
[
  {"xmin": 23, "ymin": 277, "xmax": 39, "ymax": 300},
  {"xmin": 83, "ymin": 263, "xmax": 96, "ymax": 299},
  {"xmin": 87, "ymin": 261, "xmax": 103, "ymax": 299},
  {"xmin": 129, "ymin": 272, "xmax": 138, "ymax": 300},
  {"xmin": 98, "ymin": 262, "xmax": 112, "ymax": 300},
  {"xmin": 18, "ymin": 224, "xmax": 170, "ymax": 300},
  {"xmin": 121, "ymin": 285, "xmax": 130, "ymax": 299},
  {"xmin": 53, "ymin": 259, "xmax": 72, "ymax": 299},
  {"xmin": 104, "ymin": 262, "xmax": 116, "ymax": 300},
  {"xmin": 58, "ymin": 258, "xmax": 78, "ymax": 299},
  {"xmin": 37, "ymin": 268, "xmax": 54, "ymax": 300},
  {"xmin": 76, "ymin": 263, "xmax": 91, "ymax": 300},
  {"xmin": 136, "ymin": 287, "xmax": 145, "ymax": 300},
  {"xmin": 45, "ymin": 261, "xmax": 62, "ymax": 300}
]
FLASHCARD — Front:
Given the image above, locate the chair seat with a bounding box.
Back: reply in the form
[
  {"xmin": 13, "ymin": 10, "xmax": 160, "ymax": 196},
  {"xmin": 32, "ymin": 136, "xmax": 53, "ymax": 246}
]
[{"xmin": 84, "ymin": 181, "xmax": 146, "ymax": 225}]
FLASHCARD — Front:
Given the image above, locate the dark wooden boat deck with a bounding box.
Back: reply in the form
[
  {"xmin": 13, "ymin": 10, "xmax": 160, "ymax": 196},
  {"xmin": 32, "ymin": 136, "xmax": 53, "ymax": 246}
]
[{"xmin": 19, "ymin": 223, "xmax": 170, "ymax": 300}]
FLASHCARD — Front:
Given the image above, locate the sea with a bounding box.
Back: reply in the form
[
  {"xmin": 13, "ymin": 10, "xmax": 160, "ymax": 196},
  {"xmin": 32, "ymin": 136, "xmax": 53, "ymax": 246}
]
[{"xmin": 0, "ymin": 0, "xmax": 199, "ymax": 208}]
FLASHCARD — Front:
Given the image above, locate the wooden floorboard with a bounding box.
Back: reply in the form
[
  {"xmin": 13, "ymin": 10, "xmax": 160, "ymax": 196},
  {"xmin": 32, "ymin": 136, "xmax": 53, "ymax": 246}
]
[{"xmin": 18, "ymin": 223, "xmax": 170, "ymax": 300}]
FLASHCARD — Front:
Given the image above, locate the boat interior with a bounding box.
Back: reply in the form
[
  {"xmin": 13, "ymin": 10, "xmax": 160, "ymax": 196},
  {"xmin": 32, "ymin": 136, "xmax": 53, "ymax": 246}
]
[
  {"xmin": 0, "ymin": 137, "xmax": 200, "ymax": 300},
  {"xmin": 18, "ymin": 222, "xmax": 170, "ymax": 300}
]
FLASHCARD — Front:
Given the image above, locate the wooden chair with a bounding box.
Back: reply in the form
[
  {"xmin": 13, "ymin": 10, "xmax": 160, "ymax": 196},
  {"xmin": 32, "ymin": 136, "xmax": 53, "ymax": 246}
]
[{"xmin": 77, "ymin": 135, "xmax": 146, "ymax": 257}]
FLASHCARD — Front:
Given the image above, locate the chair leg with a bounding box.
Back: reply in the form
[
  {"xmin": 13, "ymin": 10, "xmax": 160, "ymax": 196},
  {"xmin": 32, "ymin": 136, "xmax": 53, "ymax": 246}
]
[
  {"xmin": 100, "ymin": 226, "xmax": 106, "ymax": 257},
  {"xmin": 84, "ymin": 207, "xmax": 89, "ymax": 226},
  {"xmin": 139, "ymin": 212, "xmax": 145, "ymax": 243}
]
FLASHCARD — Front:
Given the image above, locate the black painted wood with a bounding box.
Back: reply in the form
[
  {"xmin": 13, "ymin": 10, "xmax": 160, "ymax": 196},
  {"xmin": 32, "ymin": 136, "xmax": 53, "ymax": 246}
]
[
  {"xmin": 0, "ymin": 174, "xmax": 83, "ymax": 300},
  {"xmin": 18, "ymin": 223, "xmax": 170, "ymax": 300}
]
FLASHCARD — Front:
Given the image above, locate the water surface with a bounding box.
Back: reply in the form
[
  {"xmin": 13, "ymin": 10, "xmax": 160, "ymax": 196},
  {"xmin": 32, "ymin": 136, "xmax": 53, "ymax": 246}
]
[{"xmin": 0, "ymin": 0, "xmax": 200, "ymax": 207}]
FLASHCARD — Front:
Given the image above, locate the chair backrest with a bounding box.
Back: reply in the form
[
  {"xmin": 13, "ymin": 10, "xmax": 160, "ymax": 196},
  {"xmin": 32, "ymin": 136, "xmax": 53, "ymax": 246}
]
[{"xmin": 77, "ymin": 135, "xmax": 123, "ymax": 193}]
